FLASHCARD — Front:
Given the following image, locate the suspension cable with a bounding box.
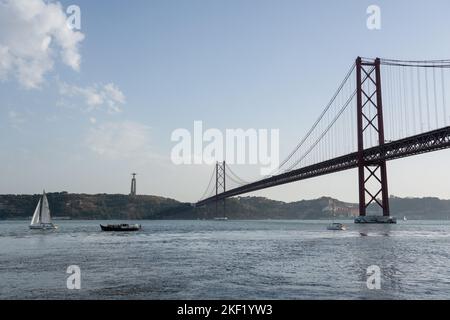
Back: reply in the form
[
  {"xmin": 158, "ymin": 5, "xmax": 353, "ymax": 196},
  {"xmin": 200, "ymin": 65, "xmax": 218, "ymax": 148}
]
[
  {"xmin": 225, "ymin": 163, "xmax": 250, "ymax": 185},
  {"xmin": 276, "ymin": 63, "xmax": 356, "ymax": 171},
  {"xmin": 286, "ymin": 89, "xmax": 357, "ymax": 172},
  {"xmin": 199, "ymin": 166, "xmax": 216, "ymax": 201}
]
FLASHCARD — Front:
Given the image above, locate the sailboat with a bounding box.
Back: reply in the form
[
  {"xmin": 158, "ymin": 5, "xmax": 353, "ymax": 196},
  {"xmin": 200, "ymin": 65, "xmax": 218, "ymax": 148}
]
[{"xmin": 29, "ymin": 191, "xmax": 57, "ymax": 230}]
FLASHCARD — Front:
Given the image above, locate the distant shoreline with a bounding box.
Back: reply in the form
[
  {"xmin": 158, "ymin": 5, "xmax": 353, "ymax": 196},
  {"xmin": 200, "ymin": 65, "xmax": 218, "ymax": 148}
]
[
  {"xmin": 2, "ymin": 218, "xmax": 449, "ymax": 222},
  {"xmin": 1, "ymin": 192, "xmax": 450, "ymax": 220}
]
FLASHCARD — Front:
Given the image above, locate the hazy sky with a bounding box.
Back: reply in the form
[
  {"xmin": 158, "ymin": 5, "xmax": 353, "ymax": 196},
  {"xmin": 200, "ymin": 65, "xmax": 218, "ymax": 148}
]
[{"xmin": 1, "ymin": 0, "xmax": 450, "ymax": 202}]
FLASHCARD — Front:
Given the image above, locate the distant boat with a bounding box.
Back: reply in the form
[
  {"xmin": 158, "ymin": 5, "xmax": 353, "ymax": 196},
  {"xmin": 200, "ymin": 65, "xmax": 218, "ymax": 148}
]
[
  {"xmin": 403, "ymin": 216, "xmax": 407, "ymax": 221},
  {"xmin": 327, "ymin": 222, "xmax": 347, "ymax": 231},
  {"xmin": 100, "ymin": 224, "xmax": 142, "ymax": 232},
  {"xmin": 327, "ymin": 203, "xmax": 346, "ymax": 230},
  {"xmin": 29, "ymin": 190, "xmax": 57, "ymax": 230},
  {"xmin": 213, "ymin": 217, "xmax": 228, "ymax": 221}
]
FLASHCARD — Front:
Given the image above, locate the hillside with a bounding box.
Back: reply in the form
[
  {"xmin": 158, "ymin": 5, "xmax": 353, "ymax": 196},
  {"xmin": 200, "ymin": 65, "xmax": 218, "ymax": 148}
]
[
  {"xmin": 1, "ymin": 193, "xmax": 449, "ymax": 220},
  {"xmin": 0, "ymin": 192, "xmax": 188, "ymax": 220}
]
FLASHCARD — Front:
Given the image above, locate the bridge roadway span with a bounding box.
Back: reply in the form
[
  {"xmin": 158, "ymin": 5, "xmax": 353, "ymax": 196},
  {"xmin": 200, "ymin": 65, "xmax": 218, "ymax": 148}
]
[{"xmin": 196, "ymin": 126, "xmax": 450, "ymax": 206}]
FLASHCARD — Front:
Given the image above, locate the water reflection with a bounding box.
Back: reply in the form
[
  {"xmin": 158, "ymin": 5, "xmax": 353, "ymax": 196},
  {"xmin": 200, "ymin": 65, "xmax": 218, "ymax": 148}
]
[
  {"xmin": 351, "ymin": 223, "xmax": 403, "ymax": 298},
  {"xmin": 356, "ymin": 224, "xmax": 393, "ymax": 237}
]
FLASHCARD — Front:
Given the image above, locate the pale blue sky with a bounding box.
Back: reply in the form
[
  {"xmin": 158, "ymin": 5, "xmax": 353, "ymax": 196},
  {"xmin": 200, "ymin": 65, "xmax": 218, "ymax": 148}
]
[{"xmin": 1, "ymin": 0, "xmax": 450, "ymax": 202}]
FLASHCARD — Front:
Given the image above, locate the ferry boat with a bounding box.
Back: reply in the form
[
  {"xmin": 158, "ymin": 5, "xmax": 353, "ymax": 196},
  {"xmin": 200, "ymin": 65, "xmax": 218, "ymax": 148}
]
[{"xmin": 100, "ymin": 224, "xmax": 142, "ymax": 232}]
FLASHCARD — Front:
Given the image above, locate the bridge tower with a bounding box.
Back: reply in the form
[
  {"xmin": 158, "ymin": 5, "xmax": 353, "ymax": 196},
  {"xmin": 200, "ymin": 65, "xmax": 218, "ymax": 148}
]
[
  {"xmin": 215, "ymin": 161, "xmax": 226, "ymax": 218},
  {"xmin": 356, "ymin": 57, "xmax": 390, "ymax": 217},
  {"xmin": 130, "ymin": 173, "xmax": 137, "ymax": 196}
]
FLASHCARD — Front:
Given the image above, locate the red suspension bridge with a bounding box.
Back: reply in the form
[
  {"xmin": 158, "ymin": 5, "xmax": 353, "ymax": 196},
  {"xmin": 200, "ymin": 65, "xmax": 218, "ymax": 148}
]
[{"xmin": 196, "ymin": 57, "xmax": 450, "ymax": 222}]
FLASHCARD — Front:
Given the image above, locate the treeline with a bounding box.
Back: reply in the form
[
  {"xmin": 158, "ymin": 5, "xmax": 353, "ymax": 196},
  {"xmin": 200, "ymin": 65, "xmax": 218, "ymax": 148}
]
[
  {"xmin": 1, "ymin": 193, "xmax": 449, "ymax": 220},
  {"xmin": 0, "ymin": 192, "xmax": 190, "ymax": 220}
]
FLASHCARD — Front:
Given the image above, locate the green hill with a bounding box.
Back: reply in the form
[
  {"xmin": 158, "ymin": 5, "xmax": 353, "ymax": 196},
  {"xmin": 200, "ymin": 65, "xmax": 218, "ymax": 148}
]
[{"xmin": 1, "ymin": 193, "xmax": 449, "ymax": 220}]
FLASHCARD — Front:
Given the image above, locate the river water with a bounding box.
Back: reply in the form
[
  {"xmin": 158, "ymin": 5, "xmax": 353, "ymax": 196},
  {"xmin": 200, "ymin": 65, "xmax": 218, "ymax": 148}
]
[{"xmin": 0, "ymin": 219, "xmax": 449, "ymax": 299}]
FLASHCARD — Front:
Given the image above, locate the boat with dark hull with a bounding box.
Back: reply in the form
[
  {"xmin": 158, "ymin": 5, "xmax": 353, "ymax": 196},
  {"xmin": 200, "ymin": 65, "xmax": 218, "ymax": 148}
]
[{"xmin": 100, "ymin": 224, "xmax": 142, "ymax": 232}]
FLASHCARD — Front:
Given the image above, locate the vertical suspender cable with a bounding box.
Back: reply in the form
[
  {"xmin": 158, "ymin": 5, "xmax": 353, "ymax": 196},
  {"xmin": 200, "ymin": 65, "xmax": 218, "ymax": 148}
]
[
  {"xmin": 425, "ymin": 67, "xmax": 431, "ymax": 131},
  {"xmin": 410, "ymin": 66, "xmax": 417, "ymax": 135},
  {"xmin": 417, "ymin": 67, "xmax": 423, "ymax": 132},
  {"xmin": 402, "ymin": 66, "xmax": 409, "ymax": 137},
  {"xmin": 397, "ymin": 67, "xmax": 404, "ymax": 138},
  {"xmin": 388, "ymin": 66, "xmax": 394, "ymax": 140},
  {"xmin": 442, "ymin": 67, "xmax": 448, "ymax": 126},
  {"xmin": 433, "ymin": 64, "xmax": 439, "ymax": 128}
]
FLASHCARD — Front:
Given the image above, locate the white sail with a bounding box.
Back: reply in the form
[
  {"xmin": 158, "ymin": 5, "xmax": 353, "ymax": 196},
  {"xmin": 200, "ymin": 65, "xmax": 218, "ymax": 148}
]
[
  {"xmin": 29, "ymin": 191, "xmax": 57, "ymax": 229},
  {"xmin": 40, "ymin": 192, "xmax": 52, "ymax": 224},
  {"xmin": 30, "ymin": 199, "xmax": 41, "ymax": 226}
]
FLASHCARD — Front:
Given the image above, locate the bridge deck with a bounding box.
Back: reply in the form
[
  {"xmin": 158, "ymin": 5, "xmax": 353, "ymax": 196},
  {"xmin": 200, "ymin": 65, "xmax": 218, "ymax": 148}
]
[{"xmin": 196, "ymin": 126, "xmax": 450, "ymax": 206}]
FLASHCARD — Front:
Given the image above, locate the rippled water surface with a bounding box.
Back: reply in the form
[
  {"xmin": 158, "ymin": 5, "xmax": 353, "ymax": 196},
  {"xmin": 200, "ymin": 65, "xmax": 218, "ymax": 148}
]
[{"xmin": 1, "ymin": 219, "xmax": 449, "ymax": 299}]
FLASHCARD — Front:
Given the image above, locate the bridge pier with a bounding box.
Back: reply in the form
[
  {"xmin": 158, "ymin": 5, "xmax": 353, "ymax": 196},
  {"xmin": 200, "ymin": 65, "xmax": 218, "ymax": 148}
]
[{"xmin": 355, "ymin": 57, "xmax": 394, "ymax": 223}]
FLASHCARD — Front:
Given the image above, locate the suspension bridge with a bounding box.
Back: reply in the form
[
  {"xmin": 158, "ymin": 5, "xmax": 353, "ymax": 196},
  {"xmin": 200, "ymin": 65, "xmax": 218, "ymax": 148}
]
[{"xmin": 196, "ymin": 57, "xmax": 450, "ymax": 222}]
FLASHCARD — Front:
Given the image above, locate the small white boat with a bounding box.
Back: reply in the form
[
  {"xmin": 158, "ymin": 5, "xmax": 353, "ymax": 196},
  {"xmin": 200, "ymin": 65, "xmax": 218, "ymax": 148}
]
[
  {"xmin": 214, "ymin": 217, "xmax": 228, "ymax": 221},
  {"xmin": 29, "ymin": 190, "xmax": 57, "ymax": 230},
  {"xmin": 403, "ymin": 216, "xmax": 407, "ymax": 221},
  {"xmin": 327, "ymin": 206, "xmax": 346, "ymax": 230},
  {"xmin": 327, "ymin": 222, "xmax": 346, "ymax": 231}
]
